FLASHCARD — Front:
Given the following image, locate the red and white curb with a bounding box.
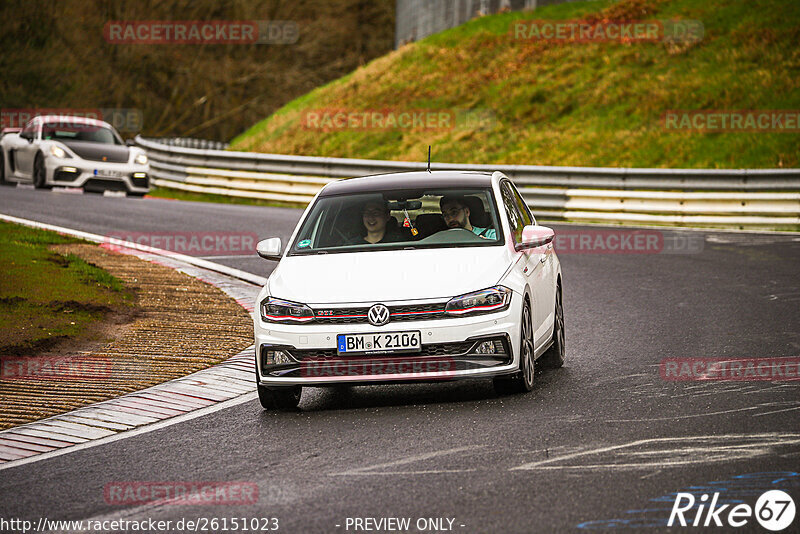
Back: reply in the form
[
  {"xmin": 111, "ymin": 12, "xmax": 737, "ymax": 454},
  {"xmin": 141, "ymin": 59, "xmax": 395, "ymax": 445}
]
[
  {"xmin": 0, "ymin": 346, "xmax": 256, "ymax": 466},
  {"xmin": 0, "ymin": 213, "xmax": 266, "ymax": 469}
]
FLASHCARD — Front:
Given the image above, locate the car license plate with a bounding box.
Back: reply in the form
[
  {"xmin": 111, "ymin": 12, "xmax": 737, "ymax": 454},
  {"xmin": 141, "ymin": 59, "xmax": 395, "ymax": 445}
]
[
  {"xmin": 95, "ymin": 169, "xmax": 126, "ymax": 179},
  {"xmin": 337, "ymin": 331, "xmax": 421, "ymax": 355}
]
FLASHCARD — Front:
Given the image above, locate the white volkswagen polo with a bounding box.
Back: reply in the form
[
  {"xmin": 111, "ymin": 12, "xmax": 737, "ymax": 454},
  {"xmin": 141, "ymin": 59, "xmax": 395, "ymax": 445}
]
[{"xmin": 253, "ymin": 171, "xmax": 564, "ymax": 409}]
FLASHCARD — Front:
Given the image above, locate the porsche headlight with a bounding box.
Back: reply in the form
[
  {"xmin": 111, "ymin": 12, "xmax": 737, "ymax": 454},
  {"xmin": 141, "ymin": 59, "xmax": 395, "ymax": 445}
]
[
  {"xmin": 50, "ymin": 145, "xmax": 67, "ymax": 158},
  {"xmin": 445, "ymin": 286, "xmax": 512, "ymax": 316},
  {"xmin": 260, "ymin": 297, "xmax": 314, "ymax": 323},
  {"xmin": 135, "ymin": 153, "xmax": 148, "ymax": 165}
]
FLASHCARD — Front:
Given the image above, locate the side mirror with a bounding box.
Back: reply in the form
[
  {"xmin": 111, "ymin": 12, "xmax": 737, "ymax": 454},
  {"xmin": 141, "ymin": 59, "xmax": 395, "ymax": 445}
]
[
  {"xmin": 515, "ymin": 225, "xmax": 554, "ymax": 252},
  {"xmin": 256, "ymin": 238, "xmax": 283, "ymax": 261},
  {"xmin": 125, "ymin": 139, "xmax": 136, "ymax": 147},
  {"xmin": 20, "ymin": 131, "xmax": 33, "ymax": 142}
]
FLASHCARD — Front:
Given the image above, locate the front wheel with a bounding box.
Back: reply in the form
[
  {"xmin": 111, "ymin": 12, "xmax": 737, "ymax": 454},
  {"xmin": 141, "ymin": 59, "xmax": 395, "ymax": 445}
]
[
  {"xmin": 540, "ymin": 286, "xmax": 565, "ymax": 369},
  {"xmin": 0, "ymin": 150, "xmax": 7, "ymax": 185},
  {"xmin": 494, "ymin": 299, "xmax": 535, "ymax": 395},
  {"xmin": 33, "ymin": 153, "xmax": 50, "ymax": 189},
  {"xmin": 257, "ymin": 384, "xmax": 302, "ymax": 411}
]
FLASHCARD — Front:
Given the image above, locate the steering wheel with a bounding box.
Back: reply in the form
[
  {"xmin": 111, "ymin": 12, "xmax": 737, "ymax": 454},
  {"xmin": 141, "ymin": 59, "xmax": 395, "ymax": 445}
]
[{"xmin": 417, "ymin": 227, "xmax": 485, "ymax": 244}]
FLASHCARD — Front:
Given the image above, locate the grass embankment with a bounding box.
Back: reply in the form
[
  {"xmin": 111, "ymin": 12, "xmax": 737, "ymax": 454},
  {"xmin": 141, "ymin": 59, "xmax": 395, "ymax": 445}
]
[
  {"xmin": 231, "ymin": 0, "xmax": 800, "ymax": 169},
  {"xmin": 0, "ymin": 222, "xmax": 133, "ymax": 355}
]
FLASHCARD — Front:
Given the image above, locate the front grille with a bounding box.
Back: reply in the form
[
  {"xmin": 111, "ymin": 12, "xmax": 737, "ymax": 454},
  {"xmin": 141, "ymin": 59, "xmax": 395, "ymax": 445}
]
[
  {"xmin": 261, "ymin": 337, "xmax": 511, "ymax": 377},
  {"xmin": 83, "ymin": 179, "xmax": 127, "ymax": 192},
  {"xmin": 287, "ymin": 341, "xmax": 475, "ymax": 361},
  {"xmin": 312, "ymin": 302, "xmax": 447, "ymax": 324}
]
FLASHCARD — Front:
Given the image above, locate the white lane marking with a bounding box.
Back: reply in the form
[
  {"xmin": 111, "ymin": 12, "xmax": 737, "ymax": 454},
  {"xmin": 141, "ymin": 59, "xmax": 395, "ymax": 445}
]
[
  {"xmin": 640, "ymin": 469, "xmax": 662, "ymax": 480},
  {"xmin": 330, "ymin": 446, "xmax": 483, "ymax": 476},
  {"xmin": 196, "ymin": 254, "xmax": 257, "ymax": 260},
  {"xmin": 605, "ymin": 405, "xmax": 761, "ymax": 422},
  {"xmin": 343, "ymin": 469, "xmax": 478, "ymax": 475},
  {"xmin": 753, "ymin": 405, "xmax": 800, "ymax": 417},
  {"xmin": 0, "ymin": 213, "xmax": 267, "ymax": 286},
  {"xmin": 0, "ymin": 392, "xmax": 257, "ymax": 472},
  {"xmin": 510, "ymin": 433, "xmax": 800, "ymax": 471}
]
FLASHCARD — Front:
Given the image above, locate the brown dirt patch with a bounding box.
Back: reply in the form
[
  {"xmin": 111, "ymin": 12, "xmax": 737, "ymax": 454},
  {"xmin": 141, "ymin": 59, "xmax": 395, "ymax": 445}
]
[{"xmin": 0, "ymin": 244, "xmax": 253, "ymax": 430}]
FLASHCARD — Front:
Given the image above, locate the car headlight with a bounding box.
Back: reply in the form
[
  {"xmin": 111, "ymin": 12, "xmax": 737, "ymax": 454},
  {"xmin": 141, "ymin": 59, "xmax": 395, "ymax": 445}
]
[
  {"xmin": 260, "ymin": 297, "xmax": 314, "ymax": 323},
  {"xmin": 445, "ymin": 286, "xmax": 512, "ymax": 316},
  {"xmin": 50, "ymin": 145, "xmax": 67, "ymax": 158},
  {"xmin": 135, "ymin": 153, "xmax": 148, "ymax": 165}
]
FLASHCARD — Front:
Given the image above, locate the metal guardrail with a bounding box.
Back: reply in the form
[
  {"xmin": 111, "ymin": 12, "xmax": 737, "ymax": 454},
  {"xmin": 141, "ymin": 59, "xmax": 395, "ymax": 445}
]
[
  {"xmin": 136, "ymin": 136, "xmax": 800, "ymax": 229},
  {"xmin": 147, "ymin": 137, "xmax": 229, "ymax": 151}
]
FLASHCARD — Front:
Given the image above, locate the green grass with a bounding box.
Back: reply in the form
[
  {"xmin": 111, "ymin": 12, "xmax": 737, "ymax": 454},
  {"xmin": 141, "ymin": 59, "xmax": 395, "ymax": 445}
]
[
  {"xmin": 230, "ymin": 0, "xmax": 800, "ymax": 169},
  {"xmin": 0, "ymin": 222, "xmax": 133, "ymax": 355}
]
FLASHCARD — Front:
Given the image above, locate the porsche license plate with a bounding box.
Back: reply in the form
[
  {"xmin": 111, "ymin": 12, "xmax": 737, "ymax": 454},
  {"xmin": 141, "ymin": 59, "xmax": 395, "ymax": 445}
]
[
  {"xmin": 337, "ymin": 331, "xmax": 421, "ymax": 355},
  {"xmin": 95, "ymin": 169, "xmax": 126, "ymax": 179}
]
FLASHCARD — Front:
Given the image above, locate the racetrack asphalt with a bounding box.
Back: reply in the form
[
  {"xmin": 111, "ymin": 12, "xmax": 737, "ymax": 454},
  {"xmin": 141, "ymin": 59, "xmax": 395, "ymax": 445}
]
[{"xmin": 1, "ymin": 186, "xmax": 799, "ymax": 533}]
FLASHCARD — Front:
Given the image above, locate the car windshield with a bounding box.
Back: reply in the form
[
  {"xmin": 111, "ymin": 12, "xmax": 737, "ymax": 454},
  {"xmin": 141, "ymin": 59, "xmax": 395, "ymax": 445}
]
[
  {"xmin": 289, "ymin": 187, "xmax": 503, "ymax": 255},
  {"xmin": 42, "ymin": 122, "xmax": 121, "ymax": 145}
]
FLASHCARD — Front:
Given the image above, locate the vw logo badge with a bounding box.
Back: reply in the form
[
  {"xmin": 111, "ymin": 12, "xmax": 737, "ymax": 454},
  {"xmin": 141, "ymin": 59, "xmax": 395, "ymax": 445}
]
[{"xmin": 368, "ymin": 304, "xmax": 390, "ymax": 326}]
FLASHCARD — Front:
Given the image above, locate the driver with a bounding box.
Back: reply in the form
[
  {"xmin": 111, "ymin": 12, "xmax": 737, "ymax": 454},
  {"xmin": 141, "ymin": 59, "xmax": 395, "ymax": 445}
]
[{"xmin": 439, "ymin": 195, "xmax": 496, "ymax": 239}]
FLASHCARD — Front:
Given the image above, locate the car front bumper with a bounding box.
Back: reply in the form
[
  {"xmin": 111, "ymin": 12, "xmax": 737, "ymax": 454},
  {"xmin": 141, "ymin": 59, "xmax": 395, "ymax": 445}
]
[
  {"xmin": 45, "ymin": 156, "xmax": 150, "ymax": 194},
  {"xmin": 254, "ymin": 295, "xmax": 523, "ymax": 386}
]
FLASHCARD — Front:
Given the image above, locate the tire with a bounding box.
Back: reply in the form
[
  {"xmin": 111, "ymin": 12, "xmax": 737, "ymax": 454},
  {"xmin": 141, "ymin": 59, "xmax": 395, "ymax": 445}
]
[
  {"xmin": 0, "ymin": 150, "xmax": 7, "ymax": 186},
  {"xmin": 33, "ymin": 153, "xmax": 50, "ymax": 189},
  {"xmin": 494, "ymin": 298, "xmax": 535, "ymax": 395},
  {"xmin": 540, "ymin": 285, "xmax": 565, "ymax": 369},
  {"xmin": 257, "ymin": 384, "xmax": 302, "ymax": 411}
]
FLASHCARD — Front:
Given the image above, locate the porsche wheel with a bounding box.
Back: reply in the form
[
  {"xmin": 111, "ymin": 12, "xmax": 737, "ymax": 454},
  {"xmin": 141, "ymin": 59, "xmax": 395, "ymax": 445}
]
[{"xmin": 33, "ymin": 153, "xmax": 50, "ymax": 189}]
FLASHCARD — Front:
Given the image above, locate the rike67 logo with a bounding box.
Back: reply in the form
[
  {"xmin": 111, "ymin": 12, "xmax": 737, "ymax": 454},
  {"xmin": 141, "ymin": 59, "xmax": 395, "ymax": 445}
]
[{"xmin": 669, "ymin": 490, "xmax": 795, "ymax": 531}]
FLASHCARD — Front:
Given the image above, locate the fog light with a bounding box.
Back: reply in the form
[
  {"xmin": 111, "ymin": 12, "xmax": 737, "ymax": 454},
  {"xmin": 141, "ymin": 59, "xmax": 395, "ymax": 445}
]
[
  {"xmin": 133, "ymin": 172, "xmax": 147, "ymax": 178},
  {"xmin": 265, "ymin": 350, "xmax": 293, "ymax": 365},
  {"xmin": 476, "ymin": 341, "xmax": 497, "ymax": 355},
  {"xmin": 62, "ymin": 167, "xmax": 77, "ymax": 173}
]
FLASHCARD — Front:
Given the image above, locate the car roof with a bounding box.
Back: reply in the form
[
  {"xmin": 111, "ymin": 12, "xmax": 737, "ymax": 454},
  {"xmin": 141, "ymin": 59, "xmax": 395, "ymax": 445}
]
[
  {"xmin": 34, "ymin": 115, "xmax": 111, "ymax": 128},
  {"xmin": 319, "ymin": 171, "xmax": 496, "ymax": 197}
]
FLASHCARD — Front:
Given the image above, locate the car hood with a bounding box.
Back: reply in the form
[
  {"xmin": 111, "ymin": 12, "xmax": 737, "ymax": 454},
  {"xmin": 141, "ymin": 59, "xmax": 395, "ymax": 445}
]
[
  {"xmin": 268, "ymin": 246, "xmax": 513, "ymax": 304},
  {"xmin": 59, "ymin": 140, "xmax": 130, "ymax": 163}
]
